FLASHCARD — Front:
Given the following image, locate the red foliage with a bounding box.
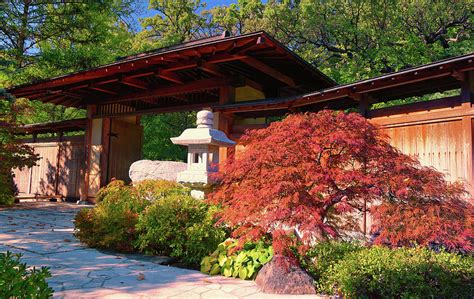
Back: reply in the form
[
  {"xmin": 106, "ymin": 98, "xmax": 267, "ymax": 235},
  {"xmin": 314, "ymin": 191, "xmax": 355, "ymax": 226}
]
[{"xmin": 207, "ymin": 111, "xmax": 473, "ymax": 255}]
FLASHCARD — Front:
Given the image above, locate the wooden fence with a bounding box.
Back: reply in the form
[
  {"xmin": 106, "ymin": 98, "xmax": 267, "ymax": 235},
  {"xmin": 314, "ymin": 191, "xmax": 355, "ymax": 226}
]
[{"xmin": 13, "ymin": 135, "xmax": 85, "ymax": 200}]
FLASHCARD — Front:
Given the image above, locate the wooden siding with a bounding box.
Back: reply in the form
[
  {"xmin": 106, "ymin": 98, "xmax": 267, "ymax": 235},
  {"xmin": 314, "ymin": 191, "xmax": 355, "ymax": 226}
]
[
  {"xmin": 369, "ymin": 99, "xmax": 474, "ymax": 194},
  {"xmin": 383, "ymin": 120, "xmax": 467, "ymax": 182},
  {"xmin": 13, "ymin": 136, "xmax": 85, "ymax": 199}
]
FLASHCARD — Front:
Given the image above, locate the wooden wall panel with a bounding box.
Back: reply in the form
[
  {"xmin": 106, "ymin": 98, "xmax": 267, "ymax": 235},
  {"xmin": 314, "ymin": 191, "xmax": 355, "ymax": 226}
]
[
  {"xmin": 377, "ymin": 119, "xmax": 470, "ymax": 185},
  {"xmin": 13, "ymin": 136, "xmax": 85, "ymax": 200}
]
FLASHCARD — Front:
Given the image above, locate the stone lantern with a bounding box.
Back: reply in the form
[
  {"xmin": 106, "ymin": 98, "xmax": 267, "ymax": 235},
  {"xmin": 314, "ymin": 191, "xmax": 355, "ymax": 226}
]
[{"xmin": 171, "ymin": 110, "xmax": 236, "ymax": 186}]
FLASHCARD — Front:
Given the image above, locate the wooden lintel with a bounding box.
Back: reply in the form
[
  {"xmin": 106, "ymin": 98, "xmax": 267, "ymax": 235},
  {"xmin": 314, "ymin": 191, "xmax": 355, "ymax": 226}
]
[
  {"xmin": 92, "ymin": 102, "xmax": 218, "ymax": 118},
  {"xmin": 241, "ymin": 56, "xmax": 296, "ymax": 86},
  {"xmin": 156, "ymin": 70, "xmax": 184, "ymax": 84}
]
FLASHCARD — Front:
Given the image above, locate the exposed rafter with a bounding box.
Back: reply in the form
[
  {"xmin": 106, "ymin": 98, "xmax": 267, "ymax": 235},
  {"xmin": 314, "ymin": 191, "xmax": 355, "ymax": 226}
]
[
  {"xmin": 87, "ymin": 76, "xmax": 238, "ymax": 105},
  {"xmin": 156, "ymin": 70, "xmax": 184, "ymax": 84},
  {"xmin": 120, "ymin": 77, "xmax": 148, "ymax": 90},
  {"xmin": 241, "ymin": 56, "xmax": 296, "ymax": 86}
]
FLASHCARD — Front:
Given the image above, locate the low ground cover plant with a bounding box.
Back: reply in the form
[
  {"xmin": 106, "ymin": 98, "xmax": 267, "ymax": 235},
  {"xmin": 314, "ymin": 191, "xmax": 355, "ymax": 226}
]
[
  {"xmin": 315, "ymin": 244, "xmax": 473, "ymax": 298},
  {"xmin": 0, "ymin": 251, "xmax": 53, "ymax": 298},
  {"xmin": 200, "ymin": 238, "xmax": 273, "ymax": 279},
  {"xmin": 75, "ymin": 179, "xmax": 226, "ymax": 265}
]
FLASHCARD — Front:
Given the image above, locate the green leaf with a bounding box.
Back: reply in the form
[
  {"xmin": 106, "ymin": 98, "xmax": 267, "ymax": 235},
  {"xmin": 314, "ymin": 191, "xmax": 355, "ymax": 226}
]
[
  {"xmin": 238, "ymin": 267, "xmax": 248, "ymax": 280},
  {"xmin": 210, "ymin": 264, "xmax": 221, "ymax": 275},
  {"xmin": 218, "ymin": 254, "xmax": 227, "ymax": 267}
]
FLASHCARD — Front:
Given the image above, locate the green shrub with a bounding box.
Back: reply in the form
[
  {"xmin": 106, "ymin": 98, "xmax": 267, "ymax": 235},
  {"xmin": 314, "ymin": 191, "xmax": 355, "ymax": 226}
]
[
  {"xmin": 0, "ymin": 251, "xmax": 53, "ymax": 298},
  {"xmin": 201, "ymin": 238, "xmax": 273, "ymax": 280},
  {"xmin": 301, "ymin": 241, "xmax": 362, "ymax": 291},
  {"xmin": 95, "ymin": 179, "xmax": 126, "ymax": 202},
  {"xmin": 75, "ymin": 183, "xmax": 149, "ymax": 252},
  {"xmin": 0, "ymin": 170, "xmax": 16, "ymax": 206},
  {"xmin": 134, "ymin": 179, "xmax": 189, "ymax": 201},
  {"xmin": 135, "ymin": 194, "xmax": 227, "ymax": 265},
  {"xmin": 322, "ymin": 246, "xmax": 474, "ymax": 298}
]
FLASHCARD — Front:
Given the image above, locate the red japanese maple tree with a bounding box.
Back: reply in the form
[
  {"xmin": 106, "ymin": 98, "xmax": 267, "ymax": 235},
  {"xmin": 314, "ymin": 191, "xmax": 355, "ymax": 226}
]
[{"xmin": 208, "ymin": 111, "xmax": 473, "ymax": 254}]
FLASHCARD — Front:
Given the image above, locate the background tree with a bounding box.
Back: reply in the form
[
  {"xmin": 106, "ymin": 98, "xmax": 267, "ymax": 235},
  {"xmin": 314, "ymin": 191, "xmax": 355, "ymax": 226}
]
[
  {"xmin": 141, "ymin": 112, "xmax": 195, "ymax": 161},
  {"xmin": 0, "ymin": 89, "xmax": 38, "ymax": 205},
  {"xmin": 0, "ymin": 0, "xmax": 137, "ymax": 124},
  {"xmin": 132, "ymin": 0, "xmax": 208, "ymax": 52},
  {"xmin": 208, "ymin": 111, "xmax": 473, "ymax": 257}
]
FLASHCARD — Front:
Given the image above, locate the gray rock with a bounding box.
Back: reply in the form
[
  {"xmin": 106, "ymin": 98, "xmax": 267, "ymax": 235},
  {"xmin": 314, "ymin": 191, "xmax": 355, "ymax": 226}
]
[
  {"xmin": 255, "ymin": 255, "xmax": 317, "ymax": 295},
  {"xmin": 129, "ymin": 160, "xmax": 187, "ymax": 183}
]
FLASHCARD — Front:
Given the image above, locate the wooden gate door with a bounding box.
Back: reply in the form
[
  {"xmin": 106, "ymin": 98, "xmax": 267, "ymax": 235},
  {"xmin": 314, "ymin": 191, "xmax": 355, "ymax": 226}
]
[{"xmin": 107, "ymin": 118, "xmax": 143, "ymax": 183}]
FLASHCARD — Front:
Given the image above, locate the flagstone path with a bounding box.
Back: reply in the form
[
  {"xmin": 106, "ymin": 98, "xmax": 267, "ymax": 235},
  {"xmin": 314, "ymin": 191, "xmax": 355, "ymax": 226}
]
[{"xmin": 0, "ymin": 202, "xmax": 324, "ymax": 299}]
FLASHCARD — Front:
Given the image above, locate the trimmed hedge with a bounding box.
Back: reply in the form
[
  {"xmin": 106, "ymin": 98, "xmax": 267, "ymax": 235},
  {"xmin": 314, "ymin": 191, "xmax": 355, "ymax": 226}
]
[{"xmin": 307, "ymin": 243, "xmax": 473, "ymax": 298}]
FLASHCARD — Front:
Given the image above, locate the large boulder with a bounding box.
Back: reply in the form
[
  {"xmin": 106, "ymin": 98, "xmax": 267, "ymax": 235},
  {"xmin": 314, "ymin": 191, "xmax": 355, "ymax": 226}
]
[
  {"xmin": 255, "ymin": 255, "xmax": 317, "ymax": 295},
  {"xmin": 129, "ymin": 160, "xmax": 187, "ymax": 183}
]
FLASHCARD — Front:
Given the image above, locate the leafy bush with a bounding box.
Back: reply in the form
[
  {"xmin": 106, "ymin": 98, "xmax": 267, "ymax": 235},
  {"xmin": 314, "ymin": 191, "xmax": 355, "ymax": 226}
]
[
  {"xmin": 321, "ymin": 246, "xmax": 474, "ymax": 298},
  {"xmin": 75, "ymin": 183, "xmax": 149, "ymax": 252},
  {"xmin": 0, "ymin": 171, "xmax": 15, "ymax": 206},
  {"xmin": 135, "ymin": 193, "xmax": 227, "ymax": 265},
  {"xmin": 0, "ymin": 251, "xmax": 53, "ymax": 298},
  {"xmin": 201, "ymin": 239, "xmax": 273, "ymax": 280},
  {"xmin": 300, "ymin": 241, "xmax": 362, "ymax": 291},
  {"xmin": 95, "ymin": 179, "xmax": 126, "ymax": 202},
  {"xmin": 134, "ymin": 179, "xmax": 189, "ymax": 201}
]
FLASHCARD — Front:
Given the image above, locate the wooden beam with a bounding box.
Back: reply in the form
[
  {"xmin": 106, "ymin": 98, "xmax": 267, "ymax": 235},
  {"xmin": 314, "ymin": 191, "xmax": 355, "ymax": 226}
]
[
  {"xmin": 88, "ymin": 76, "xmax": 237, "ymax": 105},
  {"xmin": 92, "ymin": 102, "xmax": 218, "ymax": 118},
  {"xmin": 120, "ymin": 77, "xmax": 148, "ymax": 90},
  {"xmin": 241, "ymin": 56, "xmax": 296, "ymax": 86},
  {"xmin": 452, "ymin": 70, "xmax": 466, "ymax": 82},
  {"xmin": 89, "ymin": 85, "xmax": 117, "ymax": 95},
  {"xmin": 199, "ymin": 61, "xmax": 225, "ymax": 76},
  {"xmin": 231, "ymin": 36, "xmax": 265, "ymax": 54},
  {"xmin": 156, "ymin": 70, "xmax": 184, "ymax": 84}
]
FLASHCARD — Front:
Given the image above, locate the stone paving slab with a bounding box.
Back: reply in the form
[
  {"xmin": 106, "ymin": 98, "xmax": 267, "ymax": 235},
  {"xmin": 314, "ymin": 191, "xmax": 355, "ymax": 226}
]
[{"xmin": 0, "ymin": 202, "xmax": 326, "ymax": 299}]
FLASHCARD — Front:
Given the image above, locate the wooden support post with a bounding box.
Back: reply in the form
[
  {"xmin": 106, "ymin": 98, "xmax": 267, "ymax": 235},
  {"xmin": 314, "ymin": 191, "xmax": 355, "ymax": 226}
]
[
  {"xmin": 359, "ymin": 94, "xmax": 369, "ymax": 118},
  {"xmin": 461, "ymin": 71, "xmax": 473, "ymax": 196},
  {"xmin": 54, "ymin": 131, "xmax": 64, "ymax": 197},
  {"xmin": 99, "ymin": 118, "xmax": 111, "ymax": 188},
  {"xmin": 217, "ymin": 86, "xmax": 235, "ymax": 163},
  {"xmin": 82, "ymin": 105, "xmax": 96, "ymax": 202}
]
